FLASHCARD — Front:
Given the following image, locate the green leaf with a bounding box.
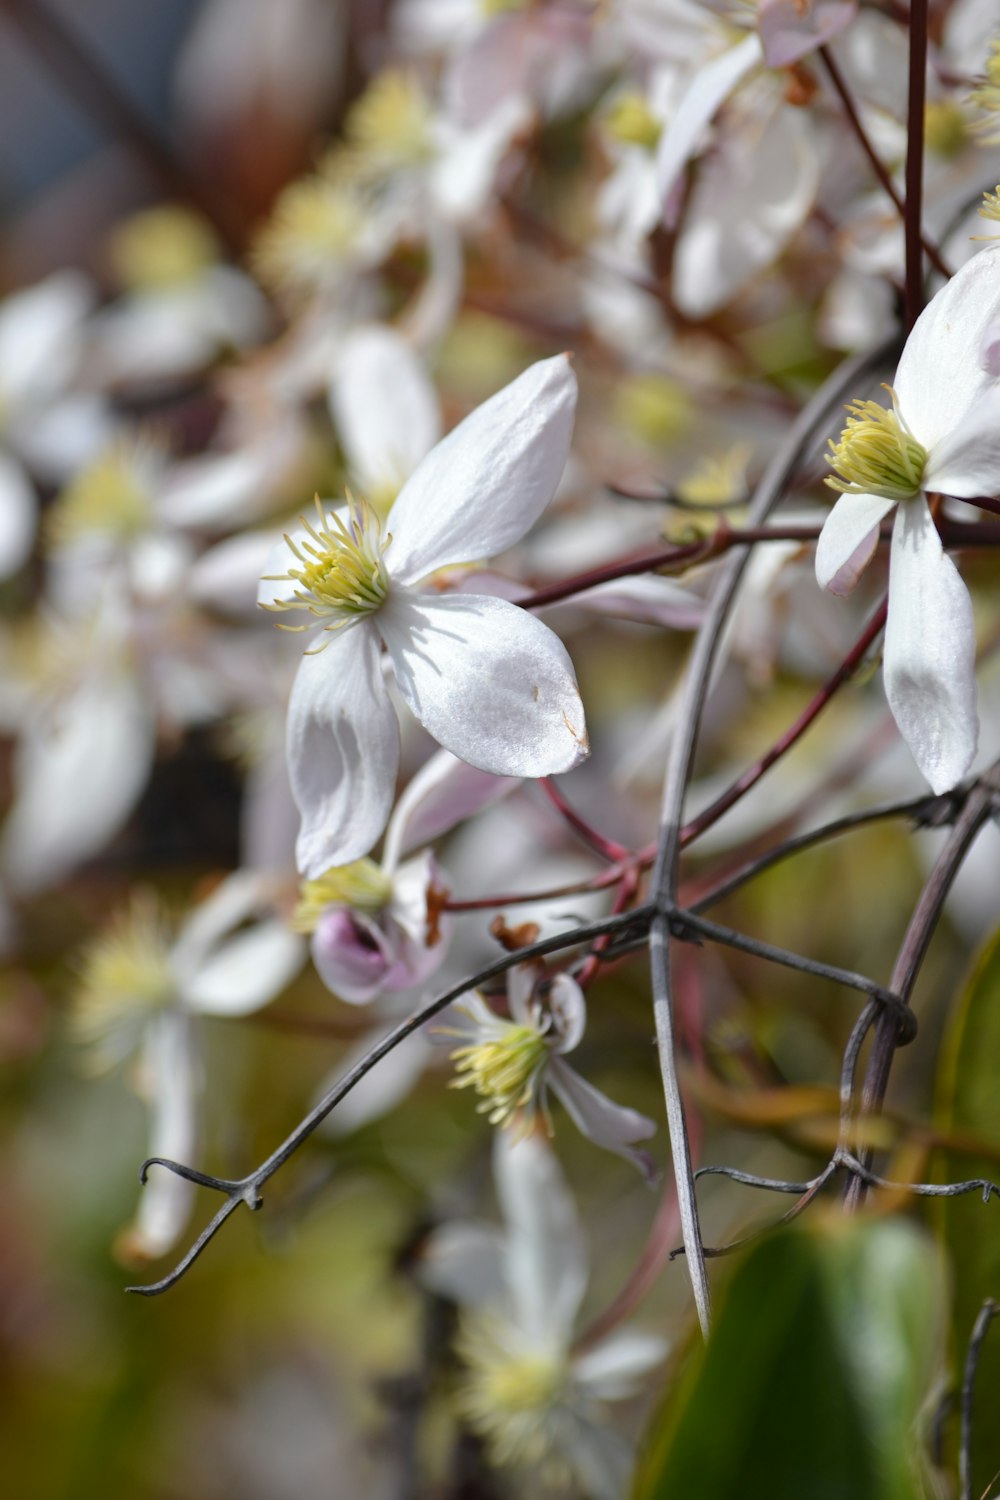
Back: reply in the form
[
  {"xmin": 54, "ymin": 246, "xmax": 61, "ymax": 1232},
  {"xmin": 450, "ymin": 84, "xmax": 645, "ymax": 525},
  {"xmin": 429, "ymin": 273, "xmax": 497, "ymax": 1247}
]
[
  {"xmin": 935, "ymin": 923, "xmax": 1000, "ymax": 1497},
  {"xmin": 634, "ymin": 1217, "xmax": 943, "ymax": 1500}
]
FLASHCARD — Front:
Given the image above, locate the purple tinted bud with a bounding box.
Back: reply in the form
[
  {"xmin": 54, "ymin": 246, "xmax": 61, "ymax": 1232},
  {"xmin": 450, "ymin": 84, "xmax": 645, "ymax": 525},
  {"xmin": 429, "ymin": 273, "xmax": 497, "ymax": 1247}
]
[{"xmin": 311, "ymin": 907, "xmax": 392, "ymax": 1005}]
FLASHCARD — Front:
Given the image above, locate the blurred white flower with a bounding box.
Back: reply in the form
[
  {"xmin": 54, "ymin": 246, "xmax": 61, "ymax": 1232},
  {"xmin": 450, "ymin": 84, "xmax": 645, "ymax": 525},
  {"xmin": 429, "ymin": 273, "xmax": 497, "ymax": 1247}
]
[{"xmin": 420, "ymin": 1131, "xmax": 666, "ymax": 1499}]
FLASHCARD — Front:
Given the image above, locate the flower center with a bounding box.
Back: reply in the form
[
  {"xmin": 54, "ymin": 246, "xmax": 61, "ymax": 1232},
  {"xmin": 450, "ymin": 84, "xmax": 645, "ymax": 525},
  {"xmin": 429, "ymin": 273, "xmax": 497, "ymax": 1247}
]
[
  {"xmin": 825, "ymin": 388, "xmax": 927, "ymax": 503},
  {"xmin": 605, "ymin": 91, "xmax": 663, "ymax": 150},
  {"xmin": 292, "ymin": 859, "xmax": 394, "ymax": 931},
  {"xmin": 456, "ymin": 1315, "xmax": 570, "ymax": 1470},
  {"xmin": 261, "ymin": 497, "xmax": 390, "ymax": 632},
  {"xmin": 924, "ymin": 99, "xmax": 968, "ymax": 159},
  {"xmin": 450, "ymin": 1019, "xmax": 550, "ymax": 1127},
  {"xmin": 71, "ymin": 892, "xmax": 176, "ymax": 1071},
  {"xmin": 47, "ymin": 442, "xmax": 158, "ymax": 545},
  {"xmin": 345, "ymin": 70, "xmax": 435, "ymax": 176}
]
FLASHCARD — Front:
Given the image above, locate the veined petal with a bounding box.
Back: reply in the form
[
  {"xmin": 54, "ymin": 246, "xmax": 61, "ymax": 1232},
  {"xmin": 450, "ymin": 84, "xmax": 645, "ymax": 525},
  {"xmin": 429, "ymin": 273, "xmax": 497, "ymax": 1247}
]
[
  {"xmin": 548, "ymin": 1059, "xmax": 658, "ymax": 1183},
  {"xmin": 894, "ymin": 246, "xmax": 1000, "ymax": 452},
  {"xmin": 654, "ymin": 32, "xmax": 762, "ymax": 207},
  {"xmin": 380, "ymin": 592, "xmax": 587, "ymax": 777},
  {"xmin": 884, "ymin": 499, "xmax": 977, "ymax": 793},
  {"xmin": 815, "ymin": 492, "xmax": 895, "ymax": 592},
  {"xmin": 924, "ymin": 383, "xmax": 1000, "ymax": 500},
  {"xmin": 385, "ymin": 356, "xmax": 577, "ymax": 585},
  {"xmin": 329, "ymin": 325, "xmax": 441, "ymax": 499},
  {"xmin": 287, "ymin": 620, "xmax": 400, "ymax": 875}
]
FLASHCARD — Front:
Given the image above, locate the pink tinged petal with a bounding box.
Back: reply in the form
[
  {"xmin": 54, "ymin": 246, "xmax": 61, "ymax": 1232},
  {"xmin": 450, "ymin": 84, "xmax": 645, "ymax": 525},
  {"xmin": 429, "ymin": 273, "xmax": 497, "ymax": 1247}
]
[
  {"xmin": 981, "ymin": 318, "xmax": 1000, "ymax": 378},
  {"xmin": 444, "ymin": 13, "xmax": 536, "ymax": 127},
  {"xmin": 287, "ymin": 621, "xmax": 400, "ymax": 876},
  {"xmin": 382, "ymin": 747, "xmax": 518, "ymax": 868},
  {"xmin": 311, "ymin": 908, "xmax": 395, "ymax": 1003},
  {"xmin": 495, "ymin": 1131, "xmax": 588, "ymax": 1343},
  {"xmin": 0, "ymin": 452, "xmax": 37, "ymax": 580},
  {"xmin": 547, "ymin": 1059, "xmax": 659, "ymax": 1184},
  {"xmin": 815, "ymin": 492, "xmax": 895, "ymax": 592},
  {"xmin": 182, "ymin": 920, "xmax": 304, "ymax": 1016},
  {"xmin": 569, "ymin": 574, "xmax": 706, "ymax": 630},
  {"xmin": 126, "ymin": 1014, "xmax": 198, "ymax": 1261},
  {"xmin": 884, "ymin": 499, "xmax": 978, "ymax": 794},
  {"xmin": 380, "ymin": 591, "xmax": 588, "ymax": 777},
  {"xmin": 654, "ymin": 32, "xmax": 762, "ymax": 209},
  {"xmin": 384, "ymin": 356, "xmax": 577, "ymax": 585},
  {"xmin": 329, "ymin": 325, "xmax": 441, "ymax": 498},
  {"xmin": 758, "ymin": 0, "xmax": 856, "ymax": 68},
  {"xmin": 894, "ymin": 246, "xmax": 1000, "ymax": 452},
  {"xmin": 924, "ymin": 383, "xmax": 1000, "ymax": 500},
  {"xmin": 549, "ymin": 972, "xmax": 586, "ymax": 1053}
]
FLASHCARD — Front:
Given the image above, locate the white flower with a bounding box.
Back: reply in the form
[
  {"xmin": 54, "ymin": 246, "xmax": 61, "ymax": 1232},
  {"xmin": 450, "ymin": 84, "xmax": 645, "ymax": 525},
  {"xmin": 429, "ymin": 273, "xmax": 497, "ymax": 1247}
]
[
  {"xmin": 419, "ymin": 1132, "xmax": 666, "ymax": 1500},
  {"xmin": 443, "ymin": 963, "xmax": 657, "ymax": 1181},
  {"xmin": 258, "ymin": 355, "xmax": 589, "ymax": 878},
  {"xmin": 816, "ymin": 247, "xmax": 1000, "ymax": 793},
  {"xmin": 72, "ymin": 873, "xmax": 303, "ymax": 1260}
]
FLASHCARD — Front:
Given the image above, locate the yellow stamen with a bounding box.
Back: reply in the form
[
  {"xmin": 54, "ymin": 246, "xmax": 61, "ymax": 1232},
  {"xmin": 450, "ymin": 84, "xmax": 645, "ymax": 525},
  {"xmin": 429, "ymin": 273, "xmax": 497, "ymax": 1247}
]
[
  {"xmin": 825, "ymin": 387, "xmax": 926, "ymax": 503},
  {"xmin": 604, "ymin": 91, "xmax": 663, "ymax": 150},
  {"xmin": 345, "ymin": 70, "xmax": 435, "ymax": 177},
  {"xmin": 109, "ymin": 205, "xmax": 220, "ymax": 292},
  {"xmin": 449, "ymin": 1017, "xmax": 550, "ymax": 1127},
  {"xmin": 254, "ymin": 167, "xmax": 370, "ymax": 293},
  {"xmin": 71, "ymin": 891, "xmax": 176, "ymax": 1072},
  {"xmin": 292, "ymin": 859, "xmax": 394, "ymax": 931},
  {"xmin": 969, "ymin": 37, "xmax": 1000, "ymax": 142},
  {"xmin": 923, "ymin": 99, "xmax": 968, "ymax": 159},
  {"xmin": 47, "ymin": 440, "xmax": 159, "ymax": 545},
  {"xmin": 260, "ymin": 495, "xmax": 390, "ymax": 632},
  {"xmin": 456, "ymin": 1314, "xmax": 571, "ymax": 1472}
]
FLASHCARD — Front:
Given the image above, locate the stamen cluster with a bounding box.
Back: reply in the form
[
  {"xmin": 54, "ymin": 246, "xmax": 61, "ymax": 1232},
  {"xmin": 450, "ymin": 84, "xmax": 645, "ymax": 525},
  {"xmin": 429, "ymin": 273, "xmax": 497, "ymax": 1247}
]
[{"xmin": 826, "ymin": 389, "xmax": 927, "ymax": 504}]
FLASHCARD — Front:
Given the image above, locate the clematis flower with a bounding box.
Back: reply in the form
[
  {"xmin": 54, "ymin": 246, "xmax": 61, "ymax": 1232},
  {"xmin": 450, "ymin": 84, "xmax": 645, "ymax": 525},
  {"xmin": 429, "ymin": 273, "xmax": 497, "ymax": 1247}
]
[
  {"xmin": 816, "ymin": 246, "xmax": 1000, "ymax": 793},
  {"xmin": 443, "ymin": 962, "xmax": 657, "ymax": 1181},
  {"xmin": 419, "ymin": 1131, "xmax": 666, "ymax": 1499},
  {"xmin": 258, "ymin": 355, "xmax": 588, "ymax": 878}
]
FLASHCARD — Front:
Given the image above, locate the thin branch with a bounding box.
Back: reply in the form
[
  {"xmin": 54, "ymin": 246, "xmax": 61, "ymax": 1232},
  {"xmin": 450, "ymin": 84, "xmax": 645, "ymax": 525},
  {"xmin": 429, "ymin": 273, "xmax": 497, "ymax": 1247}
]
[
  {"xmin": 961, "ymin": 1299, "xmax": 1000, "ymax": 1500},
  {"xmin": 904, "ymin": 0, "xmax": 930, "ymax": 325},
  {"xmin": 126, "ymin": 905, "xmax": 652, "ymax": 1296},
  {"xmin": 646, "ymin": 336, "xmax": 899, "ymax": 1337}
]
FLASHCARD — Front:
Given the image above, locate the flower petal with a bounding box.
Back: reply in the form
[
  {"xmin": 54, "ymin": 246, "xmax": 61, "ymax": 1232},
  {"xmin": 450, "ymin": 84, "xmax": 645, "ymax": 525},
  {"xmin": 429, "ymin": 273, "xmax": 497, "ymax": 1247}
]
[
  {"xmin": 121, "ymin": 1013, "xmax": 198, "ymax": 1262},
  {"xmin": 548, "ymin": 1058, "xmax": 658, "ymax": 1183},
  {"xmin": 311, "ymin": 908, "xmax": 395, "ymax": 1004},
  {"xmin": 380, "ymin": 591, "xmax": 587, "ymax": 776},
  {"xmin": 417, "ymin": 1222, "xmax": 506, "ymax": 1306},
  {"xmin": 182, "ymin": 919, "xmax": 304, "ymax": 1015},
  {"xmin": 894, "ymin": 246, "xmax": 1000, "ymax": 453},
  {"xmin": 573, "ymin": 1330, "xmax": 668, "ymax": 1396},
  {"xmin": 385, "ymin": 356, "xmax": 577, "ymax": 585},
  {"xmin": 815, "ymin": 492, "xmax": 895, "ymax": 592},
  {"xmin": 382, "ymin": 747, "xmax": 518, "ymax": 870},
  {"xmin": 549, "ymin": 972, "xmax": 586, "ymax": 1053},
  {"xmin": 287, "ymin": 621, "xmax": 400, "ymax": 875},
  {"xmin": 496, "ymin": 1131, "xmax": 588, "ymax": 1344},
  {"xmin": 758, "ymin": 0, "xmax": 856, "ymax": 68},
  {"xmin": 884, "ymin": 499, "xmax": 978, "ymax": 793},
  {"xmin": 0, "ymin": 452, "xmax": 37, "ymax": 581},
  {"xmin": 924, "ymin": 383, "xmax": 1000, "ymax": 500},
  {"xmin": 654, "ymin": 32, "xmax": 762, "ymax": 208},
  {"xmin": 328, "ymin": 325, "xmax": 441, "ymax": 499}
]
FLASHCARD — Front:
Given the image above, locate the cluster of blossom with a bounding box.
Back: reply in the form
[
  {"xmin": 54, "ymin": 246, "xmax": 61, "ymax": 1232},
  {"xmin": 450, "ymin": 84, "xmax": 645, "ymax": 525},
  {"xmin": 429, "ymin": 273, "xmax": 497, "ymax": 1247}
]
[{"xmin": 4, "ymin": 0, "xmax": 1000, "ymax": 1492}]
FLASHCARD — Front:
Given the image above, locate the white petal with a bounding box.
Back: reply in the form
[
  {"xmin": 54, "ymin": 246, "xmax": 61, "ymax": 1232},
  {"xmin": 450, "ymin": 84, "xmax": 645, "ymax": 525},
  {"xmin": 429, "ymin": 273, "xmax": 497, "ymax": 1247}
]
[
  {"xmin": 417, "ymin": 1222, "xmax": 506, "ymax": 1306},
  {"xmin": 884, "ymin": 499, "xmax": 978, "ymax": 793},
  {"xmin": 574, "ymin": 1330, "xmax": 668, "ymax": 1396},
  {"xmin": 380, "ymin": 592, "xmax": 587, "ymax": 776},
  {"xmin": 329, "ymin": 325, "xmax": 441, "ymax": 498},
  {"xmin": 0, "ymin": 271, "xmax": 92, "ymax": 412},
  {"xmin": 317, "ymin": 1022, "xmax": 434, "ymax": 1136},
  {"xmin": 1, "ymin": 674, "xmax": 154, "ymax": 893},
  {"xmin": 125, "ymin": 1014, "xmax": 198, "ymax": 1261},
  {"xmin": 0, "ymin": 452, "xmax": 37, "ymax": 580},
  {"xmin": 894, "ymin": 246, "xmax": 1000, "ymax": 452},
  {"xmin": 385, "ymin": 356, "xmax": 577, "ymax": 584},
  {"xmin": 256, "ymin": 504, "xmax": 350, "ymax": 611},
  {"xmin": 569, "ymin": 574, "xmax": 705, "ymax": 630},
  {"xmin": 287, "ymin": 621, "xmax": 400, "ymax": 875},
  {"xmin": 549, "ymin": 972, "xmax": 586, "ymax": 1053},
  {"xmin": 548, "ymin": 1059, "xmax": 658, "ymax": 1182},
  {"xmin": 924, "ymin": 383, "xmax": 1000, "ymax": 500},
  {"xmin": 183, "ymin": 919, "xmax": 304, "ymax": 1015},
  {"xmin": 382, "ymin": 747, "xmax": 518, "ymax": 870},
  {"xmin": 495, "ymin": 1131, "xmax": 588, "ymax": 1344},
  {"xmin": 815, "ymin": 492, "xmax": 895, "ymax": 592},
  {"xmin": 654, "ymin": 33, "xmax": 762, "ymax": 207}
]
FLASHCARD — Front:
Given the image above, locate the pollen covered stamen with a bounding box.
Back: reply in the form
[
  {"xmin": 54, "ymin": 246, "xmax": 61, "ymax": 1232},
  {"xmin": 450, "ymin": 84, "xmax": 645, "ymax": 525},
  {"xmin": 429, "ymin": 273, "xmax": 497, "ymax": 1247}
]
[
  {"xmin": 450, "ymin": 1020, "xmax": 550, "ymax": 1127},
  {"xmin": 826, "ymin": 387, "xmax": 927, "ymax": 503},
  {"xmin": 261, "ymin": 496, "xmax": 390, "ymax": 630},
  {"xmin": 292, "ymin": 858, "xmax": 394, "ymax": 931}
]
